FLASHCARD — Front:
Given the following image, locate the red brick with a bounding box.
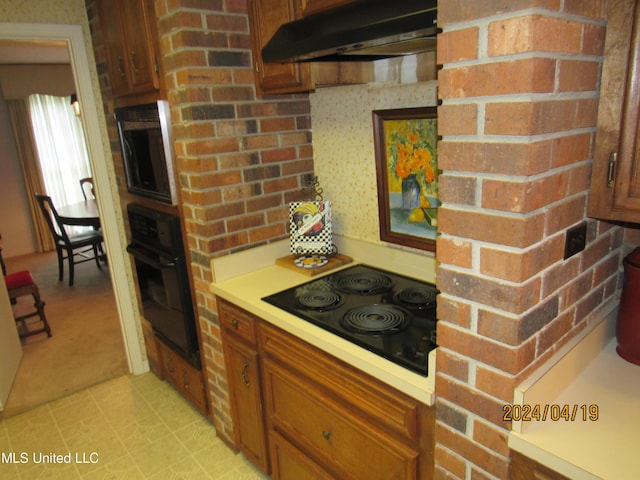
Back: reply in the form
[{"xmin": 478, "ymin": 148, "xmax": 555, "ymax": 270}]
[
  {"xmin": 436, "ymin": 236, "xmax": 473, "ymax": 269},
  {"xmin": 435, "ymin": 445, "xmax": 467, "ymax": 479},
  {"xmin": 481, "ymin": 173, "xmax": 569, "ymax": 213},
  {"xmin": 437, "ymin": 27, "xmax": 479, "ymax": 64},
  {"xmin": 438, "ymin": 0, "xmax": 560, "ymax": 25},
  {"xmin": 558, "ymin": 60, "xmax": 600, "ymax": 92},
  {"xmin": 488, "ymin": 15, "xmax": 583, "ymax": 56},
  {"xmin": 479, "ymin": 237, "xmax": 563, "ymax": 282},
  {"xmin": 475, "ymin": 366, "xmax": 516, "ymax": 402},
  {"xmin": 537, "ymin": 310, "xmax": 573, "ymax": 353},
  {"xmin": 437, "ymin": 296, "xmax": 472, "ymax": 329},
  {"xmin": 438, "ymin": 208, "xmax": 545, "ymax": 248},
  {"xmin": 472, "ymin": 420, "xmax": 510, "ymax": 457},
  {"xmin": 553, "ymin": 132, "xmax": 592, "ymax": 168},
  {"xmin": 438, "ymin": 104, "xmax": 478, "ymax": 135},
  {"xmin": 436, "ymin": 349, "xmax": 470, "ymax": 382},
  {"xmin": 477, "ymin": 309, "xmax": 520, "ymax": 346},
  {"xmin": 563, "ymin": 0, "xmax": 606, "ymax": 19},
  {"xmin": 544, "ymin": 195, "xmax": 587, "ymax": 235},
  {"xmin": 437, "ymin": 323, "xmax": 537, "ymax": 374},
  {"xmin": 439, "ymin": 175, "xmax": 476, "ymax": 206},
  {"xmin": 485, "ymin": 99, "xmax": 599, "ymax": 135},
  {"xmin": 439, "ymin": 58, "xmax": 555, "ymax": 98},
  {"xmin": 438, "ymin": 140, "xmax": 552, "ymax": 176},
  {"xmin": 435, "ymin": 423, "xmax": 509, "ymax": 478}
]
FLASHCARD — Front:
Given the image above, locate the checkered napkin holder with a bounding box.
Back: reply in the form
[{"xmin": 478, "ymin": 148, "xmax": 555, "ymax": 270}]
[{"xmin": 289, "ymin": 201, "xmax": 332, "ymax": 255}]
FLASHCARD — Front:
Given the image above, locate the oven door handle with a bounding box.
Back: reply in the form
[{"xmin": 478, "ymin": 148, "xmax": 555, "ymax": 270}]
[{"xmin": 126, "ymin": 244, "xmax": 177, "ymax": 269}]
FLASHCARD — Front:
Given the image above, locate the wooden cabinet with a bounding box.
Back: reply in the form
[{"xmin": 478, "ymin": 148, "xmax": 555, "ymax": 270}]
[
  {"xmin": 97, "ymin": 0, "xmax": 161, "ymax": 99},
  {"xmin": 156, "ymin": 337, "xmax": 208, "ymax": 414},
  {"xmin": 511, "ymin": 451, "xmax": 571, "ymax": 480},
  {"xmin": 588, "ymin": 0, "xmax": 640, "ymax": 223},
  {"xmin": 219, "ymin": 300, "xmax": 270, "ymax": 473},
  {"xmin": 248, "ymin": 0, "xmax": 312, "ymax": 96},
  {"xmin": 217, "ymin": 300, "xmax": 435, "ymax": 480},
  {"xmin": 259, "ymin": 321, "xmax": 434, "ymax": 480}
]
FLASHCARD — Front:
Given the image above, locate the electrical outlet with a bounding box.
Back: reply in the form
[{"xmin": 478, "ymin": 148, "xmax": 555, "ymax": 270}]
[{"xmin": 564, "ymin": 222, "xmax": 587, "ymax": 260}]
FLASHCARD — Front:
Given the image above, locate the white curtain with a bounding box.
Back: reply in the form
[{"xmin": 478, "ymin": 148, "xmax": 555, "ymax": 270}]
[{"xmin": 27, "ymin": 94, "xmax": 92, "ymax": 210}]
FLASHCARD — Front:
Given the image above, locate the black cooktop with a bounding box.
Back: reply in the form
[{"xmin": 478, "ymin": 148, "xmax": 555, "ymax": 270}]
[{"xmin": 261, "ymin": 264, "xmax": 437, "ymax": 376}]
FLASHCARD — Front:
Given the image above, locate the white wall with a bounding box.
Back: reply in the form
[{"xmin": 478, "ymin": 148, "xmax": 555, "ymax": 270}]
[{"xmin": 310, "ymin": 81, "xmax": 438, "ymax": 244}]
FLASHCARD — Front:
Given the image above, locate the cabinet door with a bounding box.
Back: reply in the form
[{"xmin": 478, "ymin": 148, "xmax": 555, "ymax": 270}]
[
  {"xmin": 263, "ymin": 358, "xmax": 419, "ymax": 480},
  {"xmin": 248, "ymin": 0, "xmax": 311, "ymax": 95},
  {"xmin": 588, "ymin": 0, "xmax": 640, "ymax": 222},
  {"xmin": 270, "ymin": 431, "xmax": 333, "ymax": 480},
  {"xmin": 225, "ymin": 338, "xmax": 270, "ymax": 473},
  {"xmin": 120, "ymin": 0, "xmax": 159, "ymax": 94},
  {"xmin": 98, "ymin": 0, "xmax": 159, "ymax": 97},
  {"xmin": 98, "ymin": 0, "xmax": 130, "ymax": 96}
]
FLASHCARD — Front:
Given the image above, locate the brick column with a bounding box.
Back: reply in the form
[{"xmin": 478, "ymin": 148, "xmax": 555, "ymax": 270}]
[
  {"xmin": 153, "ymin": 0, "xmax": 313, "ymax": 444},
  {"xmin": 435, "ymin": 2, "xmax": 616, "ymax": 478}
]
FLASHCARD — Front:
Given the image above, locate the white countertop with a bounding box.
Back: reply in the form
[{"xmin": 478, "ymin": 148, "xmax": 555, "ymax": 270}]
[
  {"xmin": 509, "ymin": 305, "xmax": 640, "ymax": 480},
  {"xmin": 209, "ymin": 237, "xmax": 437, "ymax": 405}
]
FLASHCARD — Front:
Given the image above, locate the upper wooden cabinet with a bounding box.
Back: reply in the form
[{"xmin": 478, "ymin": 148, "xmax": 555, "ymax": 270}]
[
  {"xmin": 97, "ymin": 0, "xmax": 161, "ymax": 99},
  {"xmin": 248, "ymin": 0, "xmax": 312, "ymax": 96},
  {"xmin": 588, "ymin": 0, "xmax": 640, "ymax": 223}
]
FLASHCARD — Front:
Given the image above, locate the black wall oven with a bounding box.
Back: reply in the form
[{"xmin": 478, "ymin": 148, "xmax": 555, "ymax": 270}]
[{"xmin": 126, "ymin": 203, "xmax": 200, "ymax": 368}]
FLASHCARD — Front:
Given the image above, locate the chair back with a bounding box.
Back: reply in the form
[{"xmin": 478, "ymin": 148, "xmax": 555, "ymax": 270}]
[
  {"xmin": 35, "ymin": 194, "xmax": 71, "ymax": 246},
  {"xmin": 79, "ymin": 177, "xmax": 95, "ymax": 200}
]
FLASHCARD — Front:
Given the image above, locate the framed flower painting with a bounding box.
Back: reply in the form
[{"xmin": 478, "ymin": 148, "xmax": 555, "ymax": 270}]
[{"xmin": 372, "ymin": 107, "xmax": 438, "ymax": 251}]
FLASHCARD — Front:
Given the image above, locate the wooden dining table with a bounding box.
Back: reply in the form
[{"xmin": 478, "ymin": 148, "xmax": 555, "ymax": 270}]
[{"xmin": 56, "ymin": 199, "xmax": 101, "ymax": 229}]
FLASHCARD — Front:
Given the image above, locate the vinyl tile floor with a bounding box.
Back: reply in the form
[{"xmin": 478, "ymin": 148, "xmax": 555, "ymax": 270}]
[{"xmin": 0, "ymin": 373, "xmax": 269, "ymax": 479}]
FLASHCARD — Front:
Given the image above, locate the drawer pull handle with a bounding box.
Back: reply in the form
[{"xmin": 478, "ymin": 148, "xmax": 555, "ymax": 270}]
[
  {"xmin": 232, "ymin": 319, "xmax": 239, "ymax": 329},
  {"xmin": 241, "ymin": 362, "xmax": 250, "ymax": 386},
  {"xmin": 322, "ymin": 430, "xmax": 331, "ymax": 441}
]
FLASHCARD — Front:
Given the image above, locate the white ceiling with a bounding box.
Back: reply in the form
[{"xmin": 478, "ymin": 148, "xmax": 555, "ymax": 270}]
[{"xmin": 0, "ymin": 40, "xmax": 70, "ymax": 65}]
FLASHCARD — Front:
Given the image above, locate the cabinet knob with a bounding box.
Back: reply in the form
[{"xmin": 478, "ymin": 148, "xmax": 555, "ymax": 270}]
[
  {"xmin": 322, "ymin": 430, "xmax": 331, "ymax": 441},
  {"xmin": 232, "ymin": 319, "xmax": 239, "ymax": 329}
]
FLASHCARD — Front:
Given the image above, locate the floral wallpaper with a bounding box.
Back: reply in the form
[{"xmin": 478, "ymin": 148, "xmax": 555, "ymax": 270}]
[
  {"xmin": 309, "ymin": 81, "xmax": 438, "ymax": 244},
  {"xmin": 0, "ymin": 0, "xmax": 87, "ymax": 23}
]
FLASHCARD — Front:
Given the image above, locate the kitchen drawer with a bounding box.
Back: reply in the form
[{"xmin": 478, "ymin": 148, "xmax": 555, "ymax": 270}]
[
  {"xmin": 270, "ymin": 431, "xmax": 333, "ymax": 480},
  {"xmin": 259, "ymin": 321, "xmax": 420, "ymax": 443},
  {"xmin": 156, "ymin": 337, "xmax": 207, "ymax": 414},
  {"xmin": 218, "ymin": 299, "xmax": 258, "ymax": 344},
  {"xmin": 263, "ymin": 358, "xmax": 419, "ymax": 480}
]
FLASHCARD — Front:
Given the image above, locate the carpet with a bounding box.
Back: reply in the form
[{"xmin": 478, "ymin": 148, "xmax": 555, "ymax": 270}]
[{"xmin": 1, "ymin": 250, "xmax": 129, "ymax": 418}]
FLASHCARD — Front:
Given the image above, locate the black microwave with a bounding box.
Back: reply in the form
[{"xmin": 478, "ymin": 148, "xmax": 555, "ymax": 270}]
[{"xmin": 114, "ymin": 100, "xmax": 178, "ymax": 205}]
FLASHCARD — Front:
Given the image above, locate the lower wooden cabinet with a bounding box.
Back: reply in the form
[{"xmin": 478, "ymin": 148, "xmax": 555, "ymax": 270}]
[
  {"xmin": 217, "ymin": 300, "xmax": 435, "ymax": 480},
  {"xmin": 511, "ymin": 451, "xmax": 571, "ymax": 480},
  {"xmin": 156, "ymin": 337, "xmax": 207, "ymax": 414},
  {"xmin": 219, "ymin": 300, "xmax": 270, "ymax": 473}
]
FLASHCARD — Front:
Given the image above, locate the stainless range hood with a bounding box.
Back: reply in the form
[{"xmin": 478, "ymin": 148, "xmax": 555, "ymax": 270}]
[{"xmin": 261, "ymin": 0, "xmax": 438, "ymax": 63}]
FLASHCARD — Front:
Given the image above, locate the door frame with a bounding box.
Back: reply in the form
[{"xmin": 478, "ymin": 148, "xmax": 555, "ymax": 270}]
[{"xmin": 0, "ymin": 22, "xmax": 148, "ymax": 375}]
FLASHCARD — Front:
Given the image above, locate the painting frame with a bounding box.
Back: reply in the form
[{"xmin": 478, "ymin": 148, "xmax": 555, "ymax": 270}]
[{"xmin": 373, "ymin": 106, "xmax": 438, "ymax": 252}]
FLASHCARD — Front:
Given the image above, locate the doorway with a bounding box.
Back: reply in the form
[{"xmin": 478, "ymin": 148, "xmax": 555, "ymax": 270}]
[{"xmin": 0, "ymin": 23, "xmax": 147, "ymax": 408}]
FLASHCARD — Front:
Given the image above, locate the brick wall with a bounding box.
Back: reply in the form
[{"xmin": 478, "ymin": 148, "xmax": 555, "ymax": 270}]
[
  {"xmin": 154, "ymin": 0, "xmax": 314, "ymax": 443},
  {"xmin": 86, "ymin": 0, "xmax": 313, "ymax": 445},
  {"xmin": 435, "ymin": 1, "xmax": 621, "ymax": 478}
]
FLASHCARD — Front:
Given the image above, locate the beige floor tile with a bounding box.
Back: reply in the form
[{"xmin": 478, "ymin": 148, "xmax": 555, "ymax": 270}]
[{"xmin": 1, "ymin": 373, "xmax": 265, "ymax": 479}]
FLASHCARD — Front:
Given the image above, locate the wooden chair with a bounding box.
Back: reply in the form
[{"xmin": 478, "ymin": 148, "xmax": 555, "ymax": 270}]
[
  {"xmin": 1, "ymin": 248, "xmax": 51, "ymax": 339},
  {"xmin": 35, "ymin": 194, "xmax": 104, "ymax": 286},
  {"xmin": 79, "ymin": 177, "xmax": 95, "ymax": 200}
]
